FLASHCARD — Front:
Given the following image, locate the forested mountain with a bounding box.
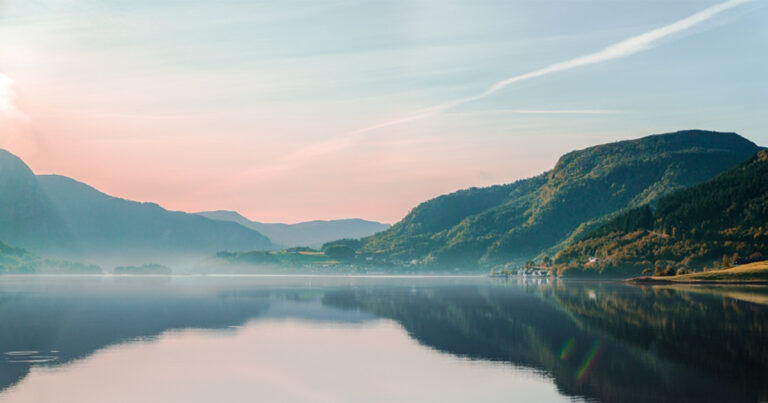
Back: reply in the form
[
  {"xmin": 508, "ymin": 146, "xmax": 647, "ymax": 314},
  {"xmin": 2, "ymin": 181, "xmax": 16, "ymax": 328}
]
[
  {"xmin": 555, "ymin": 149, "xmax": 768, "ymax": 276},
  {"xmin": 197, "ymin": 210, "xmax": 389, "ymax": 248},
  {"xmin": 360, "ymin": 130, "xmax": 760, "ymax": 268},
  {"xmin": 0, "ymin": 149, "xmax": 273, "ymax": 261}
]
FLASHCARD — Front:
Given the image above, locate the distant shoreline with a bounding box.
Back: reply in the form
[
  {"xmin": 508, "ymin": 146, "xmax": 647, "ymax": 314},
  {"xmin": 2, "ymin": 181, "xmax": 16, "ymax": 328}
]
[
  {"xmin": 626, "ymin": 277, "xmax": 768, "ymax": 285},
  {"xmin": 626, "ymin": 261, "xmax": 768, "ymax": 285}
]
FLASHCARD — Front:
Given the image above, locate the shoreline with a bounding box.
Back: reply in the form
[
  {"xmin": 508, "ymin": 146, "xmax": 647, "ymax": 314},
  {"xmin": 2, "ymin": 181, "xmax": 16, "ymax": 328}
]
[
  {"xmin": 626, "ymin": 276, "xmax": 768, "ymax": 285},
  {"xmin": 626, "ymin": 261, "xmax": 768, "ymax": 285}
]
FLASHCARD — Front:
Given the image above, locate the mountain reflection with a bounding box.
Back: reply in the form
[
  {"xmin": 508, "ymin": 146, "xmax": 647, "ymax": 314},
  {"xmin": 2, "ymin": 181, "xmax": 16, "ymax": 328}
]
[
  {"xmin": 0, "ymin": 277, "xmax": 267, "ymax": 391},
  {"xmin": 0, "ymin": 276, "xmax": 766, "ymax": 403},
  {"xmin": 322, "ymin": 279, "xmax": 768, "ymax": 403}
]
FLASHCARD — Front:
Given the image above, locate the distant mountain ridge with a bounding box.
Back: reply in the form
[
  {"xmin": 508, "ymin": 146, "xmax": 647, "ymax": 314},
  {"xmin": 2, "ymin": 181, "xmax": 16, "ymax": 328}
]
[
  {"xmin": 555, "ymin": 149, "xmax": 768, "ymax": 276},
  {"xmin": 0, "ymin": 150, "xmax": 74, "ymax": 253},
  {"xmin": 196, "ymin": 210, "xmax": 390, "ymax": 248},
  {"xmin": 0, "ymin": 150, "xmax": 273, "ymax": 262},
  {"xmin": 360, "ymin": 130, "xmax": 761, "ymax": 268}
]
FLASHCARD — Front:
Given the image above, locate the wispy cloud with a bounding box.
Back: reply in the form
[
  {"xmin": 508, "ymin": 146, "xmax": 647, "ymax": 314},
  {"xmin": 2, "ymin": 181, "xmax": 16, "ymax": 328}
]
[
  {"xmin": 250, "ymin": 0, "xmax": 753, "ymax": 178},
  {"xmin": 449, "ymin": 109, "xmax": 620, "ymax": 116},
  {"xmin": 351, "ymin": 0, "xmax": 753, "ymax": 135}
]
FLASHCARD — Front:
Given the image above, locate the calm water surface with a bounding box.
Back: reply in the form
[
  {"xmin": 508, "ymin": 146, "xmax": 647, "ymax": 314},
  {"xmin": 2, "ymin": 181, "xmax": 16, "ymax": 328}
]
[{"xmin": 0, "ymin": 275, "xmax": 766, "ymax": 402}]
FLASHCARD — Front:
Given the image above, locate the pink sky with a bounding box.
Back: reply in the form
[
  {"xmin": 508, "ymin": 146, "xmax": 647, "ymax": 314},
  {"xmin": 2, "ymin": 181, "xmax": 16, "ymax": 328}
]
[
  {"xmin": 0, "ymin": 0, "xmax": 764, "ymax": 223},
  {"xmin": 1, "ymin": 105, "xmax": 566, "ymax": 223}
]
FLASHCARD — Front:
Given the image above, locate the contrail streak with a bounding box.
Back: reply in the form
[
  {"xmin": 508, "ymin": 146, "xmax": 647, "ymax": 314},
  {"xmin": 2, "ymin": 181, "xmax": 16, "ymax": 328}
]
[
  {"xmin": 452, "ymin": 109, "xmax": 618, "ymax": 116},
  {"xmin": 352, "ymin": 0, "xmax": 753, "ymax": 135},
  {"xmin": 242, "ymin": 0, "xmax": 753, "ymax": 179}
]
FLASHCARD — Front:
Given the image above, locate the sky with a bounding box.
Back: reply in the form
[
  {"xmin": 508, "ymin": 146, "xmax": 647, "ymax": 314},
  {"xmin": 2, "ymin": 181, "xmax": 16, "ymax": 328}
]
[{"xmin": 0, "ymin": 0, "xmax": 766, "ymax": 224}]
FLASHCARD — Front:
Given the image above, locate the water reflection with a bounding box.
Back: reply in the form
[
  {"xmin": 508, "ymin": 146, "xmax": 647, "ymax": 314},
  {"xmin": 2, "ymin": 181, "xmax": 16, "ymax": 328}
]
[
  {"xmin": 325, "ymin": 279, "xmax": 768, "ymax": 402},
  {"xmin": 0, "ymin": 276, "xmax": 765, "ymax": 402}
]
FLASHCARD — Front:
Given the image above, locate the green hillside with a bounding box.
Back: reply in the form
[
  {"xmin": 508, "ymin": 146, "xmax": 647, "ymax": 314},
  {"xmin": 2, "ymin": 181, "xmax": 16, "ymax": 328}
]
[
  {"xmin": 360, "ymin": 130, "xmax": 760, "ymax": 269},
  {"xmin": 556, "ymin": 150, "xmax": 768, "ymax": 276}
]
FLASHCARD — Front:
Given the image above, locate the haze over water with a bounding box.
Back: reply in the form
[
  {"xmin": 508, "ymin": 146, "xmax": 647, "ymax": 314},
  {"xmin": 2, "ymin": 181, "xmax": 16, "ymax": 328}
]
[{"xmin": 0, "ymin": 275, "xmax": 765, "ymax": 402}]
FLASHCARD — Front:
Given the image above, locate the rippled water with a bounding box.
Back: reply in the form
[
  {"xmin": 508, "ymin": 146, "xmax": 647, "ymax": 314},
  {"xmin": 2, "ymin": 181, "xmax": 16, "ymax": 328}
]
[{"xmin": 0, "ymin": 275, "xmax": 766, "ymax": 402}]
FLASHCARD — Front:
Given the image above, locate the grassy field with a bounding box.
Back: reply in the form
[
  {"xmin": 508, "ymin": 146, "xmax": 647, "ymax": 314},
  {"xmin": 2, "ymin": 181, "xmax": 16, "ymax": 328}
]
[{"xmin": 631, "ymin": 261, "xmax": 768, "ymax": 283}]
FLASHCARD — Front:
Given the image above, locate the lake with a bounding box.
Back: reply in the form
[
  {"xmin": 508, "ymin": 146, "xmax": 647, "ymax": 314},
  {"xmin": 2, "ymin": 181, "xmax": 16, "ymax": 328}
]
[{"xmin": 0, "ymin": 275, "xmax": 766, "ymax": 402}]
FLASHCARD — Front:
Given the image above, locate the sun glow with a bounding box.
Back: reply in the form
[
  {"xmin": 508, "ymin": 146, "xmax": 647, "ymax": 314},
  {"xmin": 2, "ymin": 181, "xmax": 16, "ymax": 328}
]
[{"xmin": 0, "ymin": 73, "xmax": 22, "ymax": 118}]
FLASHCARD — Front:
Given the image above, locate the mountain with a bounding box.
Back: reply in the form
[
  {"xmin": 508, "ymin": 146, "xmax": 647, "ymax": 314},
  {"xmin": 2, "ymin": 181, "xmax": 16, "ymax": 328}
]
[
  {"xmin": 360, "ymin": 130, "xmax": 760, "ymax": 268},
  {"xmin": 0, "ymin": 150, "xmax": 74, "ymax": 253},
  {"xmin": 555, "ymin": 149, "xmax": 768, "ymax": 276},
  {"xmin": 36, "ymin": 175, "xmax": 273, "ymax": 260},
  {"xmin": 197, "ymin": 210, "xmax": 390, "ymax": 248},
  {"xmin": 0, "ymin": 149, "xmax": 273, "ymax": 262}
]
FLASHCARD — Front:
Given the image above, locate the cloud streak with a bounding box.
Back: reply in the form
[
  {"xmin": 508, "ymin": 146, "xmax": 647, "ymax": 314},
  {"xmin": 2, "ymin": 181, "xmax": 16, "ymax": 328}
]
[
  {"xmin": 351, "ymin": 0, "xmax": 753, "ymax": 135},
  {"xmin": 450, "ymin": 109, "xmax": 620, "ymax": 116},
  {"xmin": 242, "ymin": 0, "xmax": 755, "ymax": 181},
  {"xmin": 259, "ymin": 0, "xmax": 753, "ymax": 177}
]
